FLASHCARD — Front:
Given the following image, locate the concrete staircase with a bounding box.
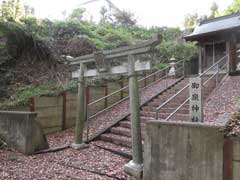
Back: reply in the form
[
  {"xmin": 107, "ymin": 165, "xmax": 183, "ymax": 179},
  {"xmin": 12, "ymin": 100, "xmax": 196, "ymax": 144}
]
[{"xmin": 93, "ymin": 77, "xmax": 217, "ymax": 158}]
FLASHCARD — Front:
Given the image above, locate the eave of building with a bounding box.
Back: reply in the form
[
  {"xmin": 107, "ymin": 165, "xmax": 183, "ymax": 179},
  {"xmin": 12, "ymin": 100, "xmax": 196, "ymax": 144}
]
[{"xmin": 184, "ymin": 13, "xmax": 240, "ymax": 42}]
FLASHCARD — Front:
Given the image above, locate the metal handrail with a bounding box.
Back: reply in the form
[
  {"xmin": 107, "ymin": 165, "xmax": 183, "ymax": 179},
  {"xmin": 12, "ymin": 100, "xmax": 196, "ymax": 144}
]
[
  {"xmin": 175, "ymin": 59, "xmax": 185, "ymax": 66},
  {"xmin": 85, "ymin": 62, "xmax": 175, "ymax": 140},
  {"xmin": 88, "ymin": 64, "xmax": 171, "ymax": 107},
  {"xmin": 88, "ymin": 85, "xmax": 129, "ymax": 106},
  {"xmin": 155, "ymin": 83, "xmax": 189, "ymax": 119},
  {"xmin": 164, "ymin": 97, "xmax": 190, "ymax": 121},
  {"xmin": 200, "ymin": 55, "xmax": 228, "ymax": 77},
  {"xmin": 203, "ymin": 71, "xmax": 218, "ymax": 87},
  {"xmin": 138, "ymin": 66, "xmax": 170, "ymax": 82},
  {"xmin": 88, "ymin": 60, "xmax": 186, "ymax": 109},
  {"xmin": 157, "ymin": 55, "xmax": 228, "ymax": 121}
]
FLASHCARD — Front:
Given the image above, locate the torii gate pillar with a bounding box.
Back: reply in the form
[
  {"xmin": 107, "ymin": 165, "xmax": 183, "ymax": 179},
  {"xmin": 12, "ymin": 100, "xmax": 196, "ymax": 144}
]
[
  {"xmin": 71, "ymin": 62, "xmax": 88, "ymax": 149},
  {"xmin": 124, "ymin": 54, "xmax": 143, "ymax": 179}
]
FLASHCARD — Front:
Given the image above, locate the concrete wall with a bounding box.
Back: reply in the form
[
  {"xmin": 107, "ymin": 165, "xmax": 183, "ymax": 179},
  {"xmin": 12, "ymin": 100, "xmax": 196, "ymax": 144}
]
[
  {"xmin": 33, "ymin": 80, "xmax": 129, "ymax": 134},
  {"xmin": 233, "ymin": 138, "xmax": 240, "ymax": 180},
  {"xmin": 35, "ymin": 96, "xmax": 63, "ymax": 134},
  {"xmin": 0, "ymin": 111, "xmax": 49, "ymax": 155},
  {"xmin": 9, "ymin": 72, "xmax": 154, "ymax": 135},
  {"xmin": 143, "ymin": 121, "xmax": 225, "ymax": 180}
]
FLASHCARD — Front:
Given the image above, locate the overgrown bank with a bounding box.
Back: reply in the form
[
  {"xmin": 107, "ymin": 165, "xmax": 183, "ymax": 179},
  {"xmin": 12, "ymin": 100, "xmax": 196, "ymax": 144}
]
[{"xmin": 0, "ymin": 1, "xmax": 198, "ymax": 109}]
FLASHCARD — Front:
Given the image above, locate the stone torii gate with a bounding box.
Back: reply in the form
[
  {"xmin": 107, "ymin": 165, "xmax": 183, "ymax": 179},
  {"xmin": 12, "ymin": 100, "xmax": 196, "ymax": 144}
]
[{"xmin": 68, "ymin": 34, "xmax": 162, "ymax": 178}]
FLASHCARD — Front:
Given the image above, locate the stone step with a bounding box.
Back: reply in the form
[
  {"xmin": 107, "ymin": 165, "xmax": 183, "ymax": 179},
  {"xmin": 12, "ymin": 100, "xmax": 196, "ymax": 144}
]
[
  {"xmin": 111, "ymin": 126, "xmax": 145, "ymax": 139},
  {"xmin": 140, "ymin": 112, "xmax": 189, "ymax": 121},
  {"xmin": 153, "ymin": 97, "xmax": 188, "ymax": 104},
  {"xmin": 126, "ymin": 116, "xmax": 154, "ymax": 122},
  {"xmin": 140, "ymin": 111, "xmax": 189, "ymax": 118},
  {"xmin": 100, "ymin": 133, "xmax": 132, "ymax": 148},
  {"xmin": 162, "ymin": 90, "xmax": 189, "ymax": 96},
  {"xmin": 148, "ymin": 101, "xmax": 189, "ymax": 108},
  {"xmin": 92, "ymin": 140, "xmax": 132, "ymax": 159},
  {"xmin": 142, "ymin": 107, "xmax": 189, "ymax": 114},
  {"xmin": 120, "ymin": 121, "xmax": 146, "ymax": 129},
  {"xmin": 111, "ymin": 127, "xmax": 131, "ymax": 137}
]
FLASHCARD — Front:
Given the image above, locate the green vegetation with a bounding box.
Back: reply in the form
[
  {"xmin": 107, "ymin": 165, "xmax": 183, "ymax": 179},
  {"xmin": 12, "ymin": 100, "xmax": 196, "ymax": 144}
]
[
  {"xmin": 1, "ymin": 0, "xmax": 236, "ymax": 109},
  {"xmin": 225, "ymin": 0, "xmax": 240, "ymax": 15},
  {"xmin": 154, "ymin": 63, "xmax": 168, "ymax": 70}
]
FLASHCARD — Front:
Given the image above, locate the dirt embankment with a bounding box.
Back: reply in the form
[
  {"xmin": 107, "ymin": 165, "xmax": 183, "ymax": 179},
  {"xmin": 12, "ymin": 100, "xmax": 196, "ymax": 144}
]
[{"xmin": 0, "ymin": 36, "xmax": 96, "ymax": 101}]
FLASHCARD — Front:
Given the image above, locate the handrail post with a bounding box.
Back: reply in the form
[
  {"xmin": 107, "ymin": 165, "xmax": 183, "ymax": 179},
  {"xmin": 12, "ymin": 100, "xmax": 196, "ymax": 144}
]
[
  {"xmin": 153, "ymin": 70, "xmax": 156, "ymax": 82},
  {"xmin": 86, "ymin": 85, "xmax": 90, "ymax": 142},
  {"xmin": 165, "ymin": 68, "xmax": 168, "ymax": 88},
  {"xmin": 120, "ymin": 80, "xmax": 124, "ymax": 99},
  {"xmin": 104, "ymin": 80, "xmax": 108, "ymax": 108},
  {"xmin": 216, "ymin": 63, "xmax": 219, "ymax": 87},
  {"xmin": 227, "ymin": 55, "xmax": 230, "ymax": 74},
  {"xmin": 144, "ymin": 72, "xmax": 147, "ymax": 87},
  {"xmin": 156, "ymin": 110, "xmax": 159, "ymax": 119},
  {"xmin": 86, "ymin": 103, "xmax": 89, "ymax": 142},
  {"xmin": 183, "ymin": 60, "xmax": 185, "ymax": 77}
]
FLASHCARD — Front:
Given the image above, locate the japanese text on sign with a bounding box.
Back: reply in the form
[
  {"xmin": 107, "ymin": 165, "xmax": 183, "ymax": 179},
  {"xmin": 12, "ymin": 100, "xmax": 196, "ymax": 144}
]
[{"xmin": 189, "ymin": 77, "xmax": 203, "ymax": 122}]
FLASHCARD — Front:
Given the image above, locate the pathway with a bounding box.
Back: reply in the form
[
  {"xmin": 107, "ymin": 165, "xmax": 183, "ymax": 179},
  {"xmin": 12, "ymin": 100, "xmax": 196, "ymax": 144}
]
[{"xmin": 0, "ymin": 78, "xmax": 179, "ymax": 180}]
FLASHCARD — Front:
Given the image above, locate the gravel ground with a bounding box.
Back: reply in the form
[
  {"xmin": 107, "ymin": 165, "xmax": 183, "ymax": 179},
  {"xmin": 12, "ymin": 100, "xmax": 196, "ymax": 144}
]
[
  {"xmin": 204, "ymin": 76, "xmax": 240, "ymax": 124},
  {"xmin": 0, "ymin": 78, "xmax": 179, "ymax": 180},
  {"xmin": 2, "ymin": 76, "xmax": 240, "ymax": 180},
  {"xmin": 0, "ymin": 144, "xmax": 132, "ymax": 180}
]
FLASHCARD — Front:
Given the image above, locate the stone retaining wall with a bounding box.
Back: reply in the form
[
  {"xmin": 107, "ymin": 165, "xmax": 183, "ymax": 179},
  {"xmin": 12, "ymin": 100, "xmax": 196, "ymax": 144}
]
[
  {"xmin": 143, "ymin": 120, "xmax": 239, "ymax": 180},
  {"xmin": 0, "ymin": 111, "xmax": 49, "ymax": 155}
]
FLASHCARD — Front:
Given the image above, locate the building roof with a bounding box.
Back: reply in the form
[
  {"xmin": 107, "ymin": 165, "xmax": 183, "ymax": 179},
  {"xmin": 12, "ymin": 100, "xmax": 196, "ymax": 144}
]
[{"xmin": 185, "ymin": 13, "xmax": 240, "ymax": 41}]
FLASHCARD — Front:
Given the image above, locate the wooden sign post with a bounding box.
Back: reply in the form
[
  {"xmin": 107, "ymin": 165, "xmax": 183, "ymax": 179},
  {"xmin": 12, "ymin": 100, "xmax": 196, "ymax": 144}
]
[{"xmin": 189, "ymin": 77, "xmax": 203, "ymax": 123}]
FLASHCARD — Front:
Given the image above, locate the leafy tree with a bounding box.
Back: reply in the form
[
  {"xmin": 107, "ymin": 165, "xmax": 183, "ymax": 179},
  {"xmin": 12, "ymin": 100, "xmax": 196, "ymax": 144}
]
[
  {"xmin": 113, "ymin": 10, "xmax": 137, "ymax": 27},
  {"xmin": 23, "ymin": 5, "xmax": 35, "ymax": 17},
  {"xmin": 209, "ymin": 2, "xmax": 219, "ymax": 18},
  {"xmin": 0, "ymin": 0, "xmax": 25, "ymax": 21},
  {"xmin": 68, "ymin": 8, "xmax": 86, "ymax": 22},
  {"xmin": 100, "ymin": 6, "xmax": 110, "ymax": 24},
  {"xmin": 0, "ymin": 21, "xmax": 54, "ymax": 61},
  {"xmin": 225, "ymin": 0, "xmax": 240, "ymax": 15},
  {"xmin": 183, "ymin": 13, "xmax": 199, "ymax": 30}
]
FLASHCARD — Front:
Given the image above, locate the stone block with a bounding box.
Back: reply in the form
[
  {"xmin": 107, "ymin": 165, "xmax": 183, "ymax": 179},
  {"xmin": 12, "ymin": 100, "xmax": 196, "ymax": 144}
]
[
  {"xmin": 233, "ymin": 161, "xmax": 240, "ymax": 180},
  {"xmin": 233, "ymin": 138, "xmax": 240, "ymax": 161},
  {"xmin": 0, "ymin": 111, "xmax": 49, "ymax": 155},
  {"xmin": 143, "ymin": 121, "xmax": 225, "ymax": 180}
]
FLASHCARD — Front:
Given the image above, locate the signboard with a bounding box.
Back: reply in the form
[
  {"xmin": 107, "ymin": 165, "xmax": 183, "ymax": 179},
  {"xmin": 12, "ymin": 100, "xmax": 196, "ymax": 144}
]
[{"xmin": 189, "ymin": 77, "xmax": 203, "ymax": 122}]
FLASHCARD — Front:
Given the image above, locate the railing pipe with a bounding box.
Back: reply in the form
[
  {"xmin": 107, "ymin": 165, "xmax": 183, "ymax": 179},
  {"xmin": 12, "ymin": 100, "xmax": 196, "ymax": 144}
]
[
  {"xmin": 88, "ymin": 85, "xmax": 129, "ymax": 106},
  {"xmin": 161, "ymin": 55, "xmax": 228, "ymax": 122},
  {"xmin": 200, "ymin": 55, "xmax": 227, "ymax": 77},
  {"xmin": 155, "ymin": 84, "xmax": 189, "ymax": 119},
  {"xmin": 165, "ymin": 97, "xmax": 190, "ymax": 121},
  {"xmin": 216, "ymin": 64, "xmax": 219, "ymax": 87}
]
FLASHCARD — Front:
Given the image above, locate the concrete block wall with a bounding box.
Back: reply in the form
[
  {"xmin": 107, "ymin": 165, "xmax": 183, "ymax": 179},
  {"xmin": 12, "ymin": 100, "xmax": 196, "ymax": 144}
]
[
  {"xmin": 233, "ymin": 138, "xmax": 240, "ymax": 180},
  {"xmin": 29, "ymin": 80, "xmax": 130, "ymax": 134},
  {"xmin": 35, "ymin": 96, "xmax": 63, "ymax": 134},
  {"xmin": 143, "ymin": 120, "xmax": 239, "ymax": 180},
  {"xmin": 8, "ymin": 72, "xmax": 154, "ymax": 135},
  {"xmin": 0, "ymin": 111, "xmax": 49, "ymax": 155},
  {"xmin": 66, "ymin": 92, "xmax": 77, "ymax": 128}
]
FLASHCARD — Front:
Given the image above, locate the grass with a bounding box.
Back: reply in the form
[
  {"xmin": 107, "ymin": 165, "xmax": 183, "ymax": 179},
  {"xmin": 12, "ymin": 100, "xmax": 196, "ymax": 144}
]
[
  {"xmin": 154, "ymin": 63, "xmax": 168, "ymax": 70},
  {"xmin": 0, "ymin": 80, "xmax": 80, "ymax": 109}
]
